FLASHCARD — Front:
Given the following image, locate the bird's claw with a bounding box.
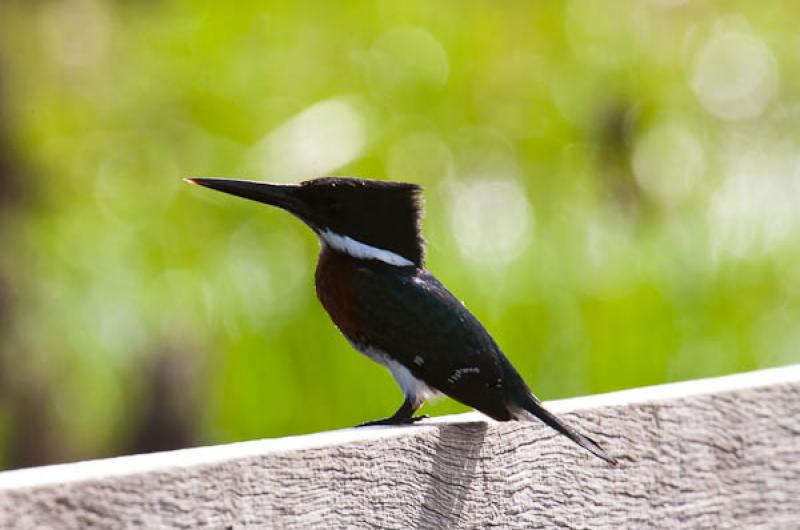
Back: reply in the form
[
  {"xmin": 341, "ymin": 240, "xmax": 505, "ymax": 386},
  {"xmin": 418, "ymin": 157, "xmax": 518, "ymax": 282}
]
[{"xmin": 357, "ymin": 414, "xmax": 429, "ymax": 427}]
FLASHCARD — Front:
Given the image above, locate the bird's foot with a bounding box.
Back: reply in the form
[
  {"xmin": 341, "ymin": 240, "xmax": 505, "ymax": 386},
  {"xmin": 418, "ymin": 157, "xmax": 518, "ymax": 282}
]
[{"xmin": 357, "ymin": 415, "xmax": 429, "ymax": 427}]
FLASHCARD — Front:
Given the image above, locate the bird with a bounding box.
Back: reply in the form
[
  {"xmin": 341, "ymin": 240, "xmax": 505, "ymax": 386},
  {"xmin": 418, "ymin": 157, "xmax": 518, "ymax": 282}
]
[{"xmin": 186, "ymin": 176, "xmax": 616, "ymax": 465}]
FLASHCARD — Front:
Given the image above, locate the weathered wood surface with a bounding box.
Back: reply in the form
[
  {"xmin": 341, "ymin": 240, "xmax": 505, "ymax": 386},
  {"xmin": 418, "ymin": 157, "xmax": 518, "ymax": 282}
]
[{"xmin": 1, "ymin": 365, "xmax": 799, "ymax": 529}]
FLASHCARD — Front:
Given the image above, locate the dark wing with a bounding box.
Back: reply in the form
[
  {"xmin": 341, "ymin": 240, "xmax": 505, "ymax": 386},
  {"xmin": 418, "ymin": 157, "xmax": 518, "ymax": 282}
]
[{"xmin": 352, "ymin": 263, "xmax": 528, "ymax": 420}]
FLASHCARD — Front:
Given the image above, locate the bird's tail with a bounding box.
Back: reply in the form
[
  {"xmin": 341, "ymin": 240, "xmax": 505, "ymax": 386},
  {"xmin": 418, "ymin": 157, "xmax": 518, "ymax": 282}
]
[{"xmin": 513, "ymin": 393, "xmax": 617, "ymax": 466}]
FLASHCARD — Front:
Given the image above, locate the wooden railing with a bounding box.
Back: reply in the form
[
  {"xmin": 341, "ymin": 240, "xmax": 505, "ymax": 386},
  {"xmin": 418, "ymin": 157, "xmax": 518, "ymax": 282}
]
[{"xmin": 1, "ymin": 365, "xmax": 799, "ymax": 529}]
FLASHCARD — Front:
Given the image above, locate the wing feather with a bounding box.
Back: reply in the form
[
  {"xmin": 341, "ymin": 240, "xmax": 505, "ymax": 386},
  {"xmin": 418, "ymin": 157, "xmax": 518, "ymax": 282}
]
[{"xmin": 352, "ymin": 264, "xmax": 526, "ymax": 420}]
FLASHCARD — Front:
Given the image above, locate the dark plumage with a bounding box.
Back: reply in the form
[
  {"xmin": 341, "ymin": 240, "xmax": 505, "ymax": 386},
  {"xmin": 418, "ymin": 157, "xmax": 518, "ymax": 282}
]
[
  {"xmin": 187, "ymin": 175, "xmax": 616, "ymax": 465},
  {"xmin": 298, "ymin": 177, "xmax": 426, "ymax": 266}
]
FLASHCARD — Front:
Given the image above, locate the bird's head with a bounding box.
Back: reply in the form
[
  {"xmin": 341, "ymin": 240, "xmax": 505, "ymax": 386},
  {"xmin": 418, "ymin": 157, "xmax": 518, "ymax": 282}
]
[{"xmin": 186, "ymin": 176, "xmax": 425, "ymax": 267}]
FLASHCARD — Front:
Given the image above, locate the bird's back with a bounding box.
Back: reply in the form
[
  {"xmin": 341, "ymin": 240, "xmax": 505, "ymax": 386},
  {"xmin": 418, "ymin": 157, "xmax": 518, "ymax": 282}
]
[{"xmin": 338, "ymin": 258, "xmax": 531, "ymax": 421}]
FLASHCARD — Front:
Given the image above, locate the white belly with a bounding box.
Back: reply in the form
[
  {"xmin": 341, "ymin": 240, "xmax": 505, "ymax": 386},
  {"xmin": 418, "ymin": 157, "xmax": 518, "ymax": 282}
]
[{"xmin": 351, "ymin": 342, "xmax": 440, "ymax": 401}]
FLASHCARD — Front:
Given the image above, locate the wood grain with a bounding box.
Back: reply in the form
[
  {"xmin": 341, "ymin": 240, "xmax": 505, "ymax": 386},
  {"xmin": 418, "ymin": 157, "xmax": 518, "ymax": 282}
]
[{"xmin": 1, "ymin": 366, "xmax": 799, "ymax": 529}]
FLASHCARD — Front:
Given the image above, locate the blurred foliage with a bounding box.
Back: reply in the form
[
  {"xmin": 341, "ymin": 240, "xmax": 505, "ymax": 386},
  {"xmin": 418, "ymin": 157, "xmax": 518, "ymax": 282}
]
[{"xmin": 1, "ymin": 0, "xmax": 799, "ymax": 469}]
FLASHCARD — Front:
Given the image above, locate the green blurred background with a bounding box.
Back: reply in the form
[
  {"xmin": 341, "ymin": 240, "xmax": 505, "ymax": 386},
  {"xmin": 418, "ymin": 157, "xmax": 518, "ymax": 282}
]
[{"xmin": 1, "ymin": 1, "xmax": 799, "ymax": 469}]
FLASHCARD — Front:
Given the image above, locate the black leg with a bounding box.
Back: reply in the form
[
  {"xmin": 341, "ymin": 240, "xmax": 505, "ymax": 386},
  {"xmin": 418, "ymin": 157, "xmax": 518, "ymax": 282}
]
[{"xmin": 357, "ymin": 396, "xmax": 428, "ymax": 427}]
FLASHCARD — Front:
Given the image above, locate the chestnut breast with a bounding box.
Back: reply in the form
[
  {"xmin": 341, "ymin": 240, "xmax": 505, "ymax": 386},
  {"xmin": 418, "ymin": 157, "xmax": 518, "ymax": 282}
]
[{"xmin": 315, "ymin": 245, "xmax": 364, "ymax": 341}]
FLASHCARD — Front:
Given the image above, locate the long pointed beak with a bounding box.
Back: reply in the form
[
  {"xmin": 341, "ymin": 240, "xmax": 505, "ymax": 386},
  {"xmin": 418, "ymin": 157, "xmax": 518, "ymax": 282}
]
[{"xmin": 185, "ymin": 178, "xmax": 307, "ymax": 217}]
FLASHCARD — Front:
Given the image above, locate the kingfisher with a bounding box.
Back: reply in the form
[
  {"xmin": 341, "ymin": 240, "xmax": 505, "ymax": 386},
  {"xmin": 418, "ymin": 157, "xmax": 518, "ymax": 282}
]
[{"xmin": 186, "ymin": 176, "xmax": 616, "ymax": 465}]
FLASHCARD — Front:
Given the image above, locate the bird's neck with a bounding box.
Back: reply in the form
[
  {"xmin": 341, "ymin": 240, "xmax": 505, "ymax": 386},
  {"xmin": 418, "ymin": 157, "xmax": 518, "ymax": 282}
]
[{"xmin": 317, "ymin": 229, "xmax": 415, "ymax": 267}]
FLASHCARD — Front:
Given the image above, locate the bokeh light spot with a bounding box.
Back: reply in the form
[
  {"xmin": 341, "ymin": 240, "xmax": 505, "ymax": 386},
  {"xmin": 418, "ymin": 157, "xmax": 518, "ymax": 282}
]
[
  {"xmin": 632, "ymin": 121, "xmax": 703, "ymax": 206},
  {"xmin": 449, "ymin": 179, "xmax": 533, "ymax": 267},
  {"xmin": 365, "ymin": 27, "xmax": 449, "ymax": 96},
  {"xmin": 248, "ymin": 97, "xmax": 367, "ymax": 181},
  {"xmin": 691, "ymin": 30, "xmax": 778, "ymax": 121},
  {"xmin": 565, "ymin": 0, "xmax": 647, "ymax": 70},
  {"xmin": 387, "ymin": 132, "xmax": 453, "ymax": 182},
  {"xmin": 37, "ymin": 0, "xmax": 110, "ymax": 72},
  {"xmin": 709, "ymin": 143, "xmax": 800, "ymax": 260}
]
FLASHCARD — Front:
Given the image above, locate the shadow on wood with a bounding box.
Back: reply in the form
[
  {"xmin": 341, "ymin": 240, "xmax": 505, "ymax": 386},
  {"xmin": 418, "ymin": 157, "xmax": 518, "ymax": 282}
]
[{"xmin": 417, "ymin": 422, "xmax": 488, "ymax": 529}]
